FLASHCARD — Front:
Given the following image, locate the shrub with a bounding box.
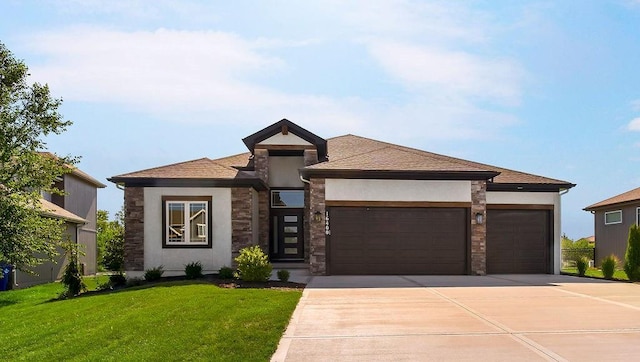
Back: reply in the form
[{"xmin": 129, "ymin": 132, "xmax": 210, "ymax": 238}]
[
  {"xmin": 60, "ymin": 243, "xmax": 87, "ymax": 298},
  {"xmin": 601, "ymin": 254, "xmax": 618, "ymax": 280},
  {"xmin": 277, "ymin": 269, "xmax": 290, "ymax": 282},
  {"xmin": 576, "ymin": 256, "xmax": 589, "ymax": 276},
  {"xmin": 109, "ymin": 273, "xmax": 127, "ymax": 286},
  {"xmin": 144, "ymin": 266, "xmax": 164, "ymax": 281},
  {"xmin": 184, "ymin": 261, "xmax": 203, "ymax": 279},
  {"xmin": 218, "ymin": 266, "xmax": 234, "ymax": 279},
  {"xmin": 624, "ymin": 224, "xmax": 640, "ymax": 281},
  {"xmin": 234, "ymin": 245, "xmax": 272, "ymax": 282}
]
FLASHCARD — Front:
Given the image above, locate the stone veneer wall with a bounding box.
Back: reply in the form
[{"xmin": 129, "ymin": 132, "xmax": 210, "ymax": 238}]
[
  {"xmin": 303, "ymin": 149, "xmax": 319, "ymax": 264},
  {"xmin": 253, "ymin": 148, "xmax": 270, "ymax": 252},
  {"xmin": 470, "ymin": 180, "xmax": 487, "ymax": 275},
  {"xmin": 231, "ymin": 187, "xmax": 255, "ymax": 262},
  {"xmin": 309, "ymin": 178, "xmax": 326, "ymax": 275},
  {"xmin": 124, "ymin": 187, "xmax": 144, "ymax": 271}
]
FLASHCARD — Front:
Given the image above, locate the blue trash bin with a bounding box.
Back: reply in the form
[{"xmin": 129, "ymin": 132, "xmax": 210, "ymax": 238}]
[{"xmin": 0, "ymin": 265, "xmax": 13, "ymax": 291}]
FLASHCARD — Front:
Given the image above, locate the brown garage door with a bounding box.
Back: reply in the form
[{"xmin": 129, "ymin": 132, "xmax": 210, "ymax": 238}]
[
  {"xmin": 328, "ymin": 207, "xmax": 468, "ymax": 275},
  {"xmin": 487, "ymin": 209, "xmax": 551, "ymax": 274}
]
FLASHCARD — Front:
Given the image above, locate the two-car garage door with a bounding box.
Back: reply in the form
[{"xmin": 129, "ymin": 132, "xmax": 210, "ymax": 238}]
[{"xmin": 327, "ymin": 207, "xmax": 551, "ymax": 275}]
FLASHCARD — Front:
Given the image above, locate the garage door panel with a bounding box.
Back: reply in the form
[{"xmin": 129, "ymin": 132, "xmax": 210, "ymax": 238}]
[
  {"xmin": 487, "ymin": 209, "xmax": 550, "ymax": 274},
  {"xmin": 329, "ymin": 207, "xmax": 468, "ymax": 275}
]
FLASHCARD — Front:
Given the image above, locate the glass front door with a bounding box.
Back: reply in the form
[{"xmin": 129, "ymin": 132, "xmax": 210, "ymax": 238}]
[{"xmin": 271, "ymin": 209, "xmax": 304, "ymax": 260}]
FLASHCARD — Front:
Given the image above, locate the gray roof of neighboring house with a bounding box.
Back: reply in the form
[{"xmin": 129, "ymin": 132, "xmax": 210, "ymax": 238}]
[{"xmin": 584, "ymin": 186, "xmax": 640, "ymax": 211}]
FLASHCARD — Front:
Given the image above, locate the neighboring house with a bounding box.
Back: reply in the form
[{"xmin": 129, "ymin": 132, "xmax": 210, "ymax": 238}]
[
  {"xmin": 109, "ymin": 119, "xmax": 574, "ymax": 277},
  {"xmin": 14, "ymin": 165, "xmax": 106, "ymax": 288},
  {"xmin": 584, "ymin": 187, "xmax": 640, "ymax": 265}
]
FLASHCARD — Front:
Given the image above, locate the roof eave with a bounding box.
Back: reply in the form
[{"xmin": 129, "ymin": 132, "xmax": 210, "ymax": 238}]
[
  {"xmin": 584, "ymin": 198, "xmax": 640, "ymax": 212},
  {"xmin": 299, "ymin": 169, "xmax": 500, "ymax": 181},
  {"xmin": 487, "ymin": 183, "xmax": 576, "ymax": 192},
  {"xmin": 107, "ymin": 177, "xmax": 268, "ymax": 191}
]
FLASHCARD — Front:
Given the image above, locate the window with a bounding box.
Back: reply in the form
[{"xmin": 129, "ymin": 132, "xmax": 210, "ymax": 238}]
[
  {"xmin": 271, "ymin": 190, "xmax": 304, "ymax": 208},
  {"xmin": 637, "ymin": 208, "xmax": 640, "ymax": 226},
  {"xmin": 604, "ymin": 210, "xmax": 622, "ymax": 225},
  {"xmin": 162, "ymin": 196, "xmax": 212, "ymax": 248}
]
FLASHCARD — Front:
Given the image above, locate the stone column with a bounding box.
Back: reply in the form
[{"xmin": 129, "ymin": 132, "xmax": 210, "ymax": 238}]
[
  {"xmin": 303, "ymin": 148, "xmax": 319, "ymax": 264},
  {"xmin": 231, "ymin": 187, "xmax": 254, "ymax": 263},
  {"xmin": 253, "ymin": 148, "xmax": 270, "ymax": 252},
  {"xmin": 309, "ymin": 178, "xmax": 326, "ymax": 275},
  {"xmin": 470, "ymin": 180, "xmax": 487, "ymax": 275},
  {"xmin": 124, "ymin": 187, "xmax": 144, "ymax": 271}
]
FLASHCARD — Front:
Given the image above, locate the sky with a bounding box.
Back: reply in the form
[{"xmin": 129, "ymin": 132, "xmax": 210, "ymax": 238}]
[{"xmin": 1, "ymin": 0, "xmax": 640, "ymax": 239}]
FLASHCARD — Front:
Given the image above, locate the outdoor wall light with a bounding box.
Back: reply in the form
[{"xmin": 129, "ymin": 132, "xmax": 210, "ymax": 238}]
[
  {"xmin": 475, "ymin": 212, "xmax": 484, "ymax": 224},
  {"xmin": 313, "ymin": 211, "xmax": 323, "ymax": 223}
]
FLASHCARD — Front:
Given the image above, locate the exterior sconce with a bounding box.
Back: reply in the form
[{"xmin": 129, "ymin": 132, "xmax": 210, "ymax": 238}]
[
  {"xmin": 313, "ymin": 211, "xmax": 323, "ymax": 223},
  {"xmin": 475, "ymin": 212, "xmax": 484, "ymax": 224}
]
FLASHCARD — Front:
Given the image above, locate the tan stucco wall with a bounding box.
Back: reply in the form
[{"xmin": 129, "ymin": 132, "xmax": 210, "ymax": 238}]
[
  {"xmin": 140, "ymin": 187, "xmax": 232, "ymax": 277},
  {"xmin": 325, "ymin": 179, "xmax": 472, "ymax": 202},
  {"xmin": 487, "ymin": 191, "xmax": 562, "ymax": 274},
  {"xmin": 268, "ymin": 156, "xmax": 305, "ymax": 188},
  {"xmin": 257, "ymin": 133, "xmax": 312, "ymax": 146}
]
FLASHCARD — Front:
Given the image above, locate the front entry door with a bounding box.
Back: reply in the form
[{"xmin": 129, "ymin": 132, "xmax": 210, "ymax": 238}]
[{"xmin": 271, "ymin": 209, "xmax": 304, "ymax": 260}]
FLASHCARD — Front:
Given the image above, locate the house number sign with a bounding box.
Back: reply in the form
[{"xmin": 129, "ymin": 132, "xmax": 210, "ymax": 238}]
[{"xmin": 325, "ymin": 211, "xmax": 331, "ymax": 235}]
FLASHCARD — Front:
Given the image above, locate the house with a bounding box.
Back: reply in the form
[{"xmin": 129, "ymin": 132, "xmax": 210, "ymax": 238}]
[
  {"xmin": 584, "ymin": 187, "xmax": 640, "ymax": 265},
  {"xmin": 109, "ymin": 119, "xmax": 574, "ymax": 277},
  {"xmin": 14, "ymin": 165, "xmax": 106, "ymax": 288}
]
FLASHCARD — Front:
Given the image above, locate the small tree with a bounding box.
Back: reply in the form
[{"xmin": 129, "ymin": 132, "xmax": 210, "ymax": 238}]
[
  {"xmin": 235, "ymin": 245, "xmax": 272, "ymax": 282},
  {"xmin": 60, "ymin": 241, "xmax": 87, "ymax": 298},
  {"xmin": 97, "ymin": 208, "xmax": 124, "ymax": 271},
  {"xmin": 624, "ymin": 224, "xmax": 640, "ymax": 281}
]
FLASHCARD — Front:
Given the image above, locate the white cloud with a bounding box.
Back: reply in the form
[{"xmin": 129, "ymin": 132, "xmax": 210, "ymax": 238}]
[{"xmin": 628, "ymin": 117, "xmax": 640, "ymax": 131}]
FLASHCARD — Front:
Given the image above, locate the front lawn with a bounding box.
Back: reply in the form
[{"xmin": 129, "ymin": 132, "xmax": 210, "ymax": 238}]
[
  {"xmin": 0, "ymin": 278, "xmax": 302, "ymax": 361},
  {"xmin": 561, "ymin": 267, "xmax": 629, "ymax": 281}
]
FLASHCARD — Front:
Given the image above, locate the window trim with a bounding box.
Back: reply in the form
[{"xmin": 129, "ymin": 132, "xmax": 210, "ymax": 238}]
[
  {"xmin": 636, "ymin": 207, "xmax": 640, "ymax": 226},
  {"xmin": 162, "ymin": 196, "xmax": 213, "ymax": 248},
  {"xmin": 604, "ymin": 210, "xmax": 622, "ymax": 225}
]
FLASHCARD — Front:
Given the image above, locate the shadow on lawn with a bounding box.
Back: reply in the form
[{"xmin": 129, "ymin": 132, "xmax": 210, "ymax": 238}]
[{"xmin": 46, "ymin": 274, "xmax": 305, "ymax": 303}]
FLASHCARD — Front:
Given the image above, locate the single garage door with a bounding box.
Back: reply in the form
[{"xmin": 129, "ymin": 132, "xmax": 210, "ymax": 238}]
[
  {"xmin": 328, "ymin": 207, "xmax": 468, "ymax": 275},
  {"xmin": 487, "ymin": 209, "xmax": 551, "ymax": 274}
]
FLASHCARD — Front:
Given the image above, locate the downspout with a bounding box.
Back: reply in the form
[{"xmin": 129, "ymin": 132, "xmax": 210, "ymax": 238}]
[
  {"xmin": 300, "ymin": 175, "xmax": 311, "ymax": 185},
  {"xmin": 116, "ymin": 183, "xmax": 125, "ymax": 190}
]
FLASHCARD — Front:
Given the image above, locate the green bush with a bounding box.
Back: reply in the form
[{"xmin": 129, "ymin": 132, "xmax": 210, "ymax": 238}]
[
  {"xmin": 576, "ymin": 256, "xmax": 589, "ymax": 276},
  {"xmin": 234, "ymin": 245, "xmax": 272, "ymax": 282},
  {"xmin": 218, "ymin": 266, "xmax": 234, "ymax": 279},
  {"xmin": 601, "ymin": 254, "xmax": 618, "ymax": 280},
  {"xmin": 144, "ymin": 266, "xmax": 164, "ymax": 281},
  {"xmin": 624, "ymin": 224, "xmax": 640, "ymax": 281},
  {"xmin": 60, "ymin": 244, "xmax": 87, "ymax": 298},
  {"xmin": 184, "ymin": 261, "xmax": 203, "ymax": 279},
  {"xmin": 126, "ymin": 277, "xmax": 143, "ymax": 287},
  {"xmin": 277, "ymin": 269, "xmax": 290, "ymax": 282},
  {"xmin": 109, "ymin": 273, "xmax": 127, "ymax": 286}
]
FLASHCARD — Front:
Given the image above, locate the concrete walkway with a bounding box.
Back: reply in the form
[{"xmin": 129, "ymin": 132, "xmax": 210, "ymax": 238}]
[{"xmin": 271, "ymin": 275, "xmax": 640, "ymax": 361}]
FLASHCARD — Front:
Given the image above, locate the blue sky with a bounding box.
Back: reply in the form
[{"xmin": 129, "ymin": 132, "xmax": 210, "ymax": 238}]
[{"xmin": 2, "ymin": 0, "xmax": 640, "ymax": 239}]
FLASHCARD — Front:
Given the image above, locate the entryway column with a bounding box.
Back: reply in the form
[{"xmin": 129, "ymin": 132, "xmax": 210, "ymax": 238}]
[
  {"xmin": 303, "ymin": 149, "xmax": 319, "ymax": 264},
  {"xmin": 254, "ymin": 149, "xmax": 270, "ymax": 252},
  {"xmin": 309, "ymin": 178, "xmax": 326, "ymax": 275},
  {"xmin": 471, "ymin": 180, "xmax": 487, "ymax": 275}
]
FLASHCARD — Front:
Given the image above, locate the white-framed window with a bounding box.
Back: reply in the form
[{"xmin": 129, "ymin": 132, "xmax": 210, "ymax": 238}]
[
  {"xmin": 163, "ymin": 196, "xmax": 211, "ymax": 248},
  {"xmin": 604, "ymin": 210, "xmax": 622, "ymax": 225}
]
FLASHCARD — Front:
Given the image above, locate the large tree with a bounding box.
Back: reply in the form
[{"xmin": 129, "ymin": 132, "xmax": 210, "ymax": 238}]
[
  {"xmin": 0, "ymin": 42, "xmax": 76, "ymax": 272},
  {"xmin": 97, "ymin": 208, "xmax": 124, "ymax": 271}
]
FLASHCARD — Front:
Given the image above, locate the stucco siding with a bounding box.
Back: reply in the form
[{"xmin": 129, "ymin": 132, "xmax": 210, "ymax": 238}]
[
  {"xmin": 594, "ymin": 204, "xmax": 639, "ymax": 265},
  {"xmin": 325, "ymin": 179, "xmax": 472, "ymax": 202},
  {"xmin": 269, "ymin": 156, "xmax": 305, "ymax": 188},
  {"xmin": 143, "ymin": 187, "xmax": 232, "ymax": 276},
  {"xmin": 257, "ymin": 133, "xmax": 312, "ymax": 146}
]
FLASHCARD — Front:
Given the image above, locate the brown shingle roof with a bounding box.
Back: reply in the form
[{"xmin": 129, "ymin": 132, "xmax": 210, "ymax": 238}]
[
  {"xmin": 110, "ymin": 157, "xmax": 254, "ymax": 180},
  {"xmin": 39, "ymin": 198, "xmax": 86, "ymax": 224},
  {"xmin": 308, "ymin": 135, "xmax": 572, "ymax": 185},
  {"xmin": 584, "ymin": 187, "xmax": 640, "ymax": 211}
]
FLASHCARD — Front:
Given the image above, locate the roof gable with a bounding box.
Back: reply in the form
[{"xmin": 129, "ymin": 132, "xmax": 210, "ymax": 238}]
[
  {"xmin": 584, "ymin": 186, "xmax": 640, "ymax": 211},
  {"xmin": 242, "ymin": 119, "xmax": 327, "ymax": 160}
]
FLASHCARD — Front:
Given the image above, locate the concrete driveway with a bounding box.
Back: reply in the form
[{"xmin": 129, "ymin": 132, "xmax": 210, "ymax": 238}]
[{"xmin": 271, "ymin": 275, "xmax": 640, "ymax": 361}]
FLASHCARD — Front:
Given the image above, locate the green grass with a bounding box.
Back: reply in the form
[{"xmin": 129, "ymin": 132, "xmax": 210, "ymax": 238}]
[
  {"xmin": 0, "ymin": 277, "xmax": 302, "ymax": 361},
  {"xmin": 561, "ymin": 267, "xmax": 630, "ymax": 281}
]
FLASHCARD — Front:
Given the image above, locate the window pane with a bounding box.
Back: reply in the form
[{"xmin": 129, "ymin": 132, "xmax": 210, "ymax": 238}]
[
  {"xmin": 168, "ymin": 203, "xmax": 185, "ymax": 242},
  {"xmin": 284, "ymin": 247, "xmax": 298, "ymax": 255},
  {"xmin": 284, "ymin": 215, "xmax": 298, "ymax": 222},
  {"xmin": 271, "ymin": 190, "xmax": 304, "ymax": 208},
  {"xmin": 605, "ymin": 211, "xmax": 622, "ymax": 224},
  {"xmin": 284, "ymin": 226, "xmax": 298, "ymax": 233},
  {"xmin": 190, "ymin": 202, "xmax": 207, "ymax": 242},
  {"xmin": 284, "ymin": 237, "xmax": 297, "ymax": 244}
]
